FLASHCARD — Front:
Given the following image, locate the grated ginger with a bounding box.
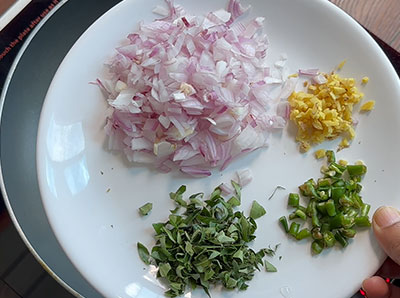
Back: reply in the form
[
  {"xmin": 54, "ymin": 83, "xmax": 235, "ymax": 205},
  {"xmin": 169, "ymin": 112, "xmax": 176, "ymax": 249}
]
[
  {"xmin": 360, "ymin": 100, "xmax": 375, "ymax": 112},
  {"xmin": 288, "ymin": 73, "xmax": 364, "ymax": 152},
  {"xmin": 314, "ymin": 149, "xmax": 326, "ymax": 159},
  {"xmin": 361, "ymin": 76, "xmax": 369, "ymax": 84},
  {"xmin": 337, "ymin": 60, "xmax": 347, "ymax": 70}
]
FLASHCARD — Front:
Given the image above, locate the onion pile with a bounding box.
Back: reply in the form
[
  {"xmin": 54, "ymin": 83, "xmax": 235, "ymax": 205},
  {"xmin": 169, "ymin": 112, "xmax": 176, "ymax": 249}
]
[{"xmin": 96, "ymin": 0, "xmax": 291, "ymax": 176}]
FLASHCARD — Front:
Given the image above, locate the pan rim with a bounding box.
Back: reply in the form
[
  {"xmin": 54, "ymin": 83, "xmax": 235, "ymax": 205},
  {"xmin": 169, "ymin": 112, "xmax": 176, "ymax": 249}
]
[{"xmin": 0, "ymin": 1, "xmax": 82, "ymax": 297}]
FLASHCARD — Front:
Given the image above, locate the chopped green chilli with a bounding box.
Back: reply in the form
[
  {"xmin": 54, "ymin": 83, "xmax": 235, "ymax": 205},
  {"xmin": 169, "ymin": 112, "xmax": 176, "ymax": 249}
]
[
  {"xmin": 280, "ymin": 151, "xmax": 371, "ymax": 255},
  {"xmin": 296, "ymin": 228, "xmax": 311, "ymax": 240},
  {"xmin": 138, "ymin": 202, "xmax": 153, "ymax": 216},
  {"xmin": 138, "ymin": 182, "xmax": 277, "ymax": 297},
  {"xmin": 279, "ymin": 216, "xmax": 289, "ymax": 233},
  {"xmin": 288, "ymin": 193, "xmax": 300, "ymax": 207},
  {"xmin": 289, "ymin": 222, "xmax": 300, "ymax": 237}
]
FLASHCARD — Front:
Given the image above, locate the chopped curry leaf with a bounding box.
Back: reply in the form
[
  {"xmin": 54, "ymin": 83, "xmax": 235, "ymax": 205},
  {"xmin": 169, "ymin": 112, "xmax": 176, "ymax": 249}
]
[
  {"xmin": 227, "ymin": 196, "xmax": 240, "ymax": 207},
  {"xmin": 138, "ymin": 202, "xmax": 153, "ymax": 216},
  {"xmin": 159, "ymin": 263, "xmax": 171, "ymax": 278},
  {"xmin": 249, "ymin": 200, "xmax": 266, "ymax": 219},
  {"xmin": 231, "ymin": 180, "xmax": 241, "ymax": 201},
  {"xmin": 264, "ymin": 260, "xmax": 277, "ymax": 272},
  {"xmin": 137, "ymin": 242, "xmax": 150, "ymax": 265},
  {"xmin": 137, "ymin": 184, "xmax": 276, "ymax": 297}
]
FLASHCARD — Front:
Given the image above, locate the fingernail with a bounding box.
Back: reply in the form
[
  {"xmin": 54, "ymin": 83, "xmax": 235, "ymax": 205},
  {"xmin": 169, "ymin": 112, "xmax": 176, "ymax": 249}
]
[{"xmin": 374, "ymin": 206, "xmax": 400, "ymax": 228}]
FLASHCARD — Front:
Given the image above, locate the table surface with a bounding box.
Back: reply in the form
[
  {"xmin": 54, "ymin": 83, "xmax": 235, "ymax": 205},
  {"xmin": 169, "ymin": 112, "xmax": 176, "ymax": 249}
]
[
  {"xmin": 1, "ymin": 0, "xmax": 400, "ymax": 51},
  {"xmin": 0, "ymin": 0, "xmax": 15, "ymax": 16},
  {"xmin": 330, "ymin": 0, "xmax": 400, "ymax": 52}
]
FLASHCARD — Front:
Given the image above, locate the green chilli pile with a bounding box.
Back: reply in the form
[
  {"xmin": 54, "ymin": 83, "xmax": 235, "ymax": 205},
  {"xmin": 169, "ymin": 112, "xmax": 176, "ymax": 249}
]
[
  {"xmin": 137, "ymin": 183, "xmax": 278, "ymax": 297},
  {"xmin": 280, "ymin": 150, "xmax": 371, "ymax": 254}
]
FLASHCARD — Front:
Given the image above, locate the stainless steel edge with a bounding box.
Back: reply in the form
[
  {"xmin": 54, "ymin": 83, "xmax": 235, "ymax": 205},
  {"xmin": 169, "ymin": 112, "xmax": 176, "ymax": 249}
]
[{"xmin": 0, "ymin": 1, "xmax": 82, "ymax": 297}]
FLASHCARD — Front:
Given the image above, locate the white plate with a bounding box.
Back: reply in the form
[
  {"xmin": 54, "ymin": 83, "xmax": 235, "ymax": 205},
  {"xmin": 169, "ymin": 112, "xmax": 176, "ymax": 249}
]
[{"xmin": 36, "ymin": 0, "xmax": 400, "ymax": 297}]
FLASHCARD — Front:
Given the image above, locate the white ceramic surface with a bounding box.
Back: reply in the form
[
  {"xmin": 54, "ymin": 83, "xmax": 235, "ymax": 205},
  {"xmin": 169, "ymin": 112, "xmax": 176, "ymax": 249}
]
[{"xmin": 36, "ymin": 0, "xmax": 400, "ymax": 297}]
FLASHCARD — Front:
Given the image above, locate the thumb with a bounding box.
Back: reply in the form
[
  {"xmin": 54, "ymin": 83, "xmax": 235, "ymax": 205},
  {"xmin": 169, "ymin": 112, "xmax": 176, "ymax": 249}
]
[{"xmin": 373, "ymin": 206, "xmax": 400, "ymax": 265}]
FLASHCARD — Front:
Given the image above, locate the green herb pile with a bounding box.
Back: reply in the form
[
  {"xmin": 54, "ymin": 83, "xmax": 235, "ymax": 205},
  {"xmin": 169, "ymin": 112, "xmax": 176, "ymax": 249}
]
[
  {"xmin": 279, "ymin": 150, "xmax": 371, "ymax": 254},
  {"xmin": 137, "ymin": 182, "xmax": 277, "ymax": 297}
]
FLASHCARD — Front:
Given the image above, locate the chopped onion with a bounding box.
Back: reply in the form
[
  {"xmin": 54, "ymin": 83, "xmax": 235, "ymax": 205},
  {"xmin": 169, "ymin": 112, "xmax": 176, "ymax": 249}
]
[
  {"xmin": 219, "ymin": 182, "xmax": 234, "ymax": 195},
  {"xmin": 227, "ymin": 0, "xmax": 250, "ymax": 21},
  {"xmin": 152, "ymin": 5, "xmax": 170, "ymax": 17},
  {"xmin": 236, "ymin": 169, "xmax": 253, "ymax": 187},
  {"xmin": 312, "ymin": 73, "xmax": 328, "ymax": 84},
  {"xmin": 181, "ymin": 167, "xmax": 212, "ymax": 177},
  {"xmin": 98, "ymin": 0, "xmax": 289, "ymax": 175},
  {"xmin": 299, "ymin": 68, "xmax": 319, "ymax": 76}
]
